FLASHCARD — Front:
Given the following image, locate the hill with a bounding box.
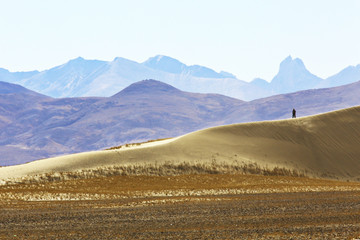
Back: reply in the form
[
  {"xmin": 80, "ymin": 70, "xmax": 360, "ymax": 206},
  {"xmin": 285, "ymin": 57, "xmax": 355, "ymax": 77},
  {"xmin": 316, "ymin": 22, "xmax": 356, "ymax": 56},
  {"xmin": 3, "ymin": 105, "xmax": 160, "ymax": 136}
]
[
  {"xmin": 2, "ymin": 79, "xmax": 360, "ymax": 166},
  {"xmin": 2, "ymin": 105, "xmax": 360, "ymax": 182},
  {"xmin": 0, "ymin": 80, "xmax": 243, "ymax": 165},
  {"xmin": 228, "ymin": 80, "xmax": 360, "ymax": 122}
]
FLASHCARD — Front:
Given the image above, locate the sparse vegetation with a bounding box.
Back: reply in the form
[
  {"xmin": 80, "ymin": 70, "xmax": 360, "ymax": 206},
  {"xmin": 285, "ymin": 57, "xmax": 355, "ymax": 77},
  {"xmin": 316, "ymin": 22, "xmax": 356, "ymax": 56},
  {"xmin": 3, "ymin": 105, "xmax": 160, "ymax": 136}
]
[
  {"xmin": 1, "ymin": 161, "xmax": 307, "ymax": 185},
  {"xmin": 3, "ymin": 106, "xmax": 360, "ymax": 239}
]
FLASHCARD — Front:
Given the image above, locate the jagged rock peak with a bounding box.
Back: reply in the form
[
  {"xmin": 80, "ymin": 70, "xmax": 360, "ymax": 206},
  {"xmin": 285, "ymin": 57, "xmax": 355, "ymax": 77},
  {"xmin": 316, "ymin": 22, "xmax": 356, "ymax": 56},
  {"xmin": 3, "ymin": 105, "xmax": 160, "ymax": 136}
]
[{"xmin": 279, "ymin": 55, "xmax": 306, "ymax": 70}]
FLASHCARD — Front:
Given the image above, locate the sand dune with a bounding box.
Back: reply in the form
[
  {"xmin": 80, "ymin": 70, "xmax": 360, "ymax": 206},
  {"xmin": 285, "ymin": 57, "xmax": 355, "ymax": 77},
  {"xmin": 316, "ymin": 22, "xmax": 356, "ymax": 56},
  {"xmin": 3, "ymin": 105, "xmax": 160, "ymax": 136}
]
[{"xmin": 1, "ymin": 106, "xmax": 360, "ymax": 182}]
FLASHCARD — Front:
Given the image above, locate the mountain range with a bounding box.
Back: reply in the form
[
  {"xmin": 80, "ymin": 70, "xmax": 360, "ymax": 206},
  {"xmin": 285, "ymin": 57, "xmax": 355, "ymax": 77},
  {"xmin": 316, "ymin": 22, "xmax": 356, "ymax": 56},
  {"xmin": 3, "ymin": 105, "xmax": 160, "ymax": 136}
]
[
  {"xmin": 1, "ymin": 79, "xmax": 360, "ymax": 166},
  {"xmin": 1, "ymin": 55, "xmax": 360, "ymax": 101}
]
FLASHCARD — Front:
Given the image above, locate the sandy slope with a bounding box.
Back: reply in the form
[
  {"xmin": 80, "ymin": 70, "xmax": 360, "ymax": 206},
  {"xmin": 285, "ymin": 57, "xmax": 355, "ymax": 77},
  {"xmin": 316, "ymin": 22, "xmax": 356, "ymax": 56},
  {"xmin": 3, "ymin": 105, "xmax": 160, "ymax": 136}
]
[{"xmin": 1, "ymin": 106, "xmax": 360, "ymax": 181}]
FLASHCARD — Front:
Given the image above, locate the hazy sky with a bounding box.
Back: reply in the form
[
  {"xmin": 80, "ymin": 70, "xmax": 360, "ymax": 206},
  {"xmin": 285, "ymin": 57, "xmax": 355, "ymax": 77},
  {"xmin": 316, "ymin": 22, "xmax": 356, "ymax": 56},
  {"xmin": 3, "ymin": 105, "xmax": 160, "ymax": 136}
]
[{"xmin": 0, "ymin": 0, "xmax": 359, "ymax": 82}]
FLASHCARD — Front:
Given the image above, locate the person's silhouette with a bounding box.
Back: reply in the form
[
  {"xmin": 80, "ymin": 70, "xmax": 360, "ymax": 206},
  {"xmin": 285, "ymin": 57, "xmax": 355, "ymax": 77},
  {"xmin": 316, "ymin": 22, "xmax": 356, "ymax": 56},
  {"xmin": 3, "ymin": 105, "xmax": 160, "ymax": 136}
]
[{"xmin": 292, "ymin": 108, "xmax": 296, "ymax": 118}]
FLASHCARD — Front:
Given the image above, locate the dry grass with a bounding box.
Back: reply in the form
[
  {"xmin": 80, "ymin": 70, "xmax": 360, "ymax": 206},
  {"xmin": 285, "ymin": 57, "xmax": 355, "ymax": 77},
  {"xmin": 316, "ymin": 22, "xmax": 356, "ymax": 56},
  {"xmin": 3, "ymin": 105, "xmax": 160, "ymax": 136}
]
[
  {"xmin": 1, "ymin": 172, "xmax": 360, "ymax": 202},
  {"xmin": 1, "ymin": 161, "xmax": 309, "ymax": 186}
]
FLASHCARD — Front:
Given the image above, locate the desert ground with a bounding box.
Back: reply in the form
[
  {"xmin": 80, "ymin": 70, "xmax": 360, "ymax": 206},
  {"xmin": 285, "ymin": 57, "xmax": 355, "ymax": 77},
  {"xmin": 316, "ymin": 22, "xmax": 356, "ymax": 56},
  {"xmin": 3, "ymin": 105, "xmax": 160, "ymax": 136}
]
[
  {"xmin": 1, "ymin": 174, "xmax": 360, "ymax": 239},
  {"xmin": 1, "ymin": 106, "xmax": 360, "ymax": 239}
]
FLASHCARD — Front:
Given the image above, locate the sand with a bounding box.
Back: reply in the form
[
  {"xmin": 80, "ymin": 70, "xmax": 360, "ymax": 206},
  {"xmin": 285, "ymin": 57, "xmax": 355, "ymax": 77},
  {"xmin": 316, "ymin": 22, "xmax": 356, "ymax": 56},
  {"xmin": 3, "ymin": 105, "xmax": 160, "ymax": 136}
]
[{"xmin": 1, "ymin": 106, "xmax": 360, "ymax": 182}]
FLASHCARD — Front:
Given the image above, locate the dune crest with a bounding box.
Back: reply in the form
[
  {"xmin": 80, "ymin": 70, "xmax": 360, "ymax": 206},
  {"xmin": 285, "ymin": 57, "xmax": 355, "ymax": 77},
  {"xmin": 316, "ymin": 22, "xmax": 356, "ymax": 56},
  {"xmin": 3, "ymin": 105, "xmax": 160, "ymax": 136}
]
[{"xmin": 1, "ymin": 106, "xmax": 360, "ymax": 182}]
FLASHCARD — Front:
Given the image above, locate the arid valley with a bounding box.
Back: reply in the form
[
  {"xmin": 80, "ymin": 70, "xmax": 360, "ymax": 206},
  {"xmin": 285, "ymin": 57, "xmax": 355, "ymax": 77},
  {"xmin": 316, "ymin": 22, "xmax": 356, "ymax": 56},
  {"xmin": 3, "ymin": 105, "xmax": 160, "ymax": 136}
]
[
  {"xmin": 2, "ymin": 106, "xmax": 360, "ymax": 239},
  {"xmin": 2, "ymin": 2, "xmax": 360, "ymax": 239}
]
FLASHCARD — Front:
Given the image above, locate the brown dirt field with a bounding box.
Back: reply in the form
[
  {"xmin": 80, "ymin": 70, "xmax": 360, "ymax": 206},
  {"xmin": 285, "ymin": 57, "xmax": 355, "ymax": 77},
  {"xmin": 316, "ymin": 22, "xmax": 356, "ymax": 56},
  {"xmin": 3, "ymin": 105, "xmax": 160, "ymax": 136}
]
[{"xmin": 1, "ymin": 174, "xmax": 360, "ymax": 239}]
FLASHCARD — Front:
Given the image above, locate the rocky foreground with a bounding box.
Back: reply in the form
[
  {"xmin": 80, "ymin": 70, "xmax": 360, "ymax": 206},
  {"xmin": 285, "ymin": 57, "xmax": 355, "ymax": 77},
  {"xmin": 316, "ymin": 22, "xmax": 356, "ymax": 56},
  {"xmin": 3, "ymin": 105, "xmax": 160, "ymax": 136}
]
[{"xmin": 1, "ymin": 174, "xmax": 360, "ymax": 239}]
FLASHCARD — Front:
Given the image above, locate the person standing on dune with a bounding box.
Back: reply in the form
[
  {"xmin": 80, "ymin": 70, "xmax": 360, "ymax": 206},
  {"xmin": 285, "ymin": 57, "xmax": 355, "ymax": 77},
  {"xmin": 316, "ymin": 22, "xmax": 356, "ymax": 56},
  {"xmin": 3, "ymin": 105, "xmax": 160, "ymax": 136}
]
[{"xmin": 292, "ymin": 108, "xmax": 296, "ymax": 118}]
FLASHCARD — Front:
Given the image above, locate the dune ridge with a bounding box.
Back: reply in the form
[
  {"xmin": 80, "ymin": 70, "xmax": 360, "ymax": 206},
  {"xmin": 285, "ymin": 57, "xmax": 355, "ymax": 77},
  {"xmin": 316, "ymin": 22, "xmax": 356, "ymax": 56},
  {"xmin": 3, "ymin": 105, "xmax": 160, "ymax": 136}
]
[{"xmin": 1, "ymin": 106, "xmax": 360, "ymax": 182}]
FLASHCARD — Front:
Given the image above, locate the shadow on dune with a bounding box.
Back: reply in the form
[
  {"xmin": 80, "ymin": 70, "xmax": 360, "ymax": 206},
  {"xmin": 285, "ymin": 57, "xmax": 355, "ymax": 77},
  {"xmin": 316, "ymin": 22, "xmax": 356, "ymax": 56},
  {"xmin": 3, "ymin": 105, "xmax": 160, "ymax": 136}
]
[{"xmin": 1, "ymin": 106, "xmax": 360, "ymax": 182}]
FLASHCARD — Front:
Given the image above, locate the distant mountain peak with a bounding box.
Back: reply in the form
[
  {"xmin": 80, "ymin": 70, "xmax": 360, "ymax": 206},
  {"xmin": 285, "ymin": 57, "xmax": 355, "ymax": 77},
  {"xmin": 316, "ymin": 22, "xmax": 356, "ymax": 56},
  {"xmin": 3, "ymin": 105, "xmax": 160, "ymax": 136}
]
[
  {"xmin": 279, "ymin": 55, "xmax": 306, "ymax": 70},
  {"xmin": 112, "ymin": 79, "xmax": 180, "ymax": 97},
  {"xmin": 147, "ymin": 55, "xmax": 178, "ymax": 62},
  {"xmin": 143, "ymin": 55, "xmax": 186, "ymax": 74},
  {"xmin": 283, "ymin": 55, "xmax": 293, "ymax": 62},
  {"xmin": 113, "ymin": 57, "xmax": 127, "ymax": 62},
  {"xmin": 68, "ymin": 57, "xmax": 85, "ymax": 63},
  {"xmin": 143, "ymin": 55, "xmax": 235, "ymax": 79},
  {"xmin": 153, "ymin": 55, "xmax": 166, "ymax": 62},
  {"xmin": 250, "ymin": 78, "xmax": 270, "ymax": 89},
  {"xmin": 270, "ymin": 56, "xmax": 322, "ymax": 93},
  {"xmin": 318, "ymin": 63, "xmax": 360, "ymax": 88},
  {"xmin": 63, "ymin": 57, "xmax": 89, "ymax": 68},
  {"xmin": 111, "ymin": 57, "xmax": 139, "ymax": 66}
]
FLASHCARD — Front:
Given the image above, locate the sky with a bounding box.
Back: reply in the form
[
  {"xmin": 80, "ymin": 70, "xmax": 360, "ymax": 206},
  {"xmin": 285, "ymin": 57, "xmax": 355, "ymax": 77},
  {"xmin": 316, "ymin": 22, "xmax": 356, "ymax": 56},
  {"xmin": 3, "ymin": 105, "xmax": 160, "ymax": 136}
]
[{"xmin": 0, "ymin": 0, "xmax": 359, "ymax": 82}]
